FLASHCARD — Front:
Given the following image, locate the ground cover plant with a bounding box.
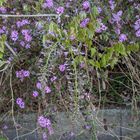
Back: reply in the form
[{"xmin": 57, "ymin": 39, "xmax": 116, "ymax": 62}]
[{"xmin": 0, "ymin": 0, "xmax": 140, "ymax": 139}]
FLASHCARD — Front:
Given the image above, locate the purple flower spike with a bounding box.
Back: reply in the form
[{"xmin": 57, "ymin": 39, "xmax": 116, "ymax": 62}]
[
  {"xmin": 82, "ymin": 1, "xmax": 90, "ymax": 10},
  {"xmin": 80, "ymin": 18, "xmax": 90, "ymax": 28}
]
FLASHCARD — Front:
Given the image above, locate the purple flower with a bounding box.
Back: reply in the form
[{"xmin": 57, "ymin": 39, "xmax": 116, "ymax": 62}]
[
  {"xmin": 96, "ymin": 19, "xmax": 107, "ymax": 33},
  {"xmin": 115, "ymin": 28, "xmax": 121, "ymax": 35},
  {"xmin": 20, "ymin": 41, "xmax": 25, "ymax": 47},
  {"xmin": 56, "ymin": 6, "xmax": 64, "ymax": 14},
  {"xmin": 59, "ymin": 64, "xmax": 66, "ymax": 72},
  {"xmin": 21, "ymin": 29, "xmax": 30, "ymax": 35},
  {"xmin": 112, "ymin": 10, "xmax": 123, "ymax": 23},
  {"xmin": 80, "ymin": 18, "xmax": 90, "ymax": 28},
  {"xmin": 25, "ymin": 44, "xmax": 31, "ymax": 49},
  {"xmin": 36, "ymin": 82, "xmax": 42, "ymax": 89},
  {"xmin": 11, "ymin": 30, "xmax": 18, "ymax": 41},
  {"xmin": 38, "ymin": 116, "xmax": 47, "ymax": 128},
  {"xmin": 16, "ymin": 98, "xmax": 25, "ymax": 109},
  {"xmin": 16, "ymin": 21, "xmax": 22, "ymax": 28},
  {"xmin": 42, "ymin": 0, "xmax": 53, "ymax": 8},
  {"xmin": 46, "ymin": 0, "xmax": 53, "ymax": 8},
  {"xmin": 21, "ymin": 19, "xmax": 30, "ymax": 25},
  {"xmin": 45, "ymin": 86, "xmax": 51, "ymax": 93},
  {"xmin": 134, "ymin": 19, "xmax": 140, "ymax": 31},
  {"xmin": 82, "ymin": 1, "xmax": 90, "ymax": 10},
  {"xmin": 16, "ymin": 98, "xmax": 23, "ymax": 105},
  {"xmin": 0, "ymin": 29, "xmax": 4, "ymax": 34},
  {"xmin": 24, "ymin": 34, "xmax": 32, "ymax": 42},
  {"xmin": 100, "ymin": 23, "xmax": 107, "ymax": 31},
  {"xmin": 23, "ymin": 70, "xmax": 30, "ymax": 77},
  {"xmin": 47, "ymin": 125, "xmax": 54, "ymax": 135},
  {"xmin": 19, "ymin": 102, "xmax": 25, "ymax": 109},
  {"xmin": 50, "ymin": 76, "xmax": 57, "ymax": 82},
  {"xmin": 42, "ymin": 132, "xmax": 48, "ymax": 140},
  {"xmin": 0, "ymin": 7, "xmax": 7, "ymax": 13},
  {"xmin": 136, "ymin": 29, "xmax": 140, "ymax": 37},
  {"xmin": 16, "ymin": 20, "xmax": 30, "ymax": 27},
  {"xmin": 33, "ymin": 91, "xmax": 39, "ymax": 97},
  {"xmin": 119, "ymin": 34, "xmax": 127, "ymax": 42},
  {"xmin": 97, "ymin": 7, "xmax": 102, "ymax": 14},
  {"xmin": 16, "ymin": 69, "xmax": 30, "ymax": 81},
  {"xmin": 109, "ymin": 0, "xmax": 116, "ymax": 10},
  {"xmin": 38, "ymin": 116, "xmax": 51, "ymax": 128}
]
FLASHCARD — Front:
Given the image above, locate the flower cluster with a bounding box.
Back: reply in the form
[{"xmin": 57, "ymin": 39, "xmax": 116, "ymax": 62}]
[
  {"xmin": 16, "ymin": 98, "xmax": 25, "ymax": 109},
  {"xmin": 96, "ymin": 19, "xmax": 107, "ymax": 33},
  {"xmin": 0, "ymin": 6, "xmax": 7, "ymax": 13},
  {"xmin": 11, "ymin": 30, "xmax": 18, "ymax": 41},
  {"xmin": 36, "ymin": 81, "xmax": 51, "ymax": 94},
  {"xmin": 109, "ymin": 0, "xmax": 116, "ymax": 10},
  {"xmin": 38, "ymin": 116, "xmax": 54, "ymax": 135},
  {"xmin": 0, "ymin": 26, "xmax": 7, "ymax": 35},
  {"xmin": 112, "ymin": 10, "xmax": 123, "ymax": 23},
  {"xmin": 16, "ymin": 70, "xmax": 30, "ymax": 81},
  {"xmin": 42, "ymin": 0, "xmax": 53, "ymax": 9},
  {"xmin": 16, "ymin": 19, "xmax": 30, "ymax": 28}
]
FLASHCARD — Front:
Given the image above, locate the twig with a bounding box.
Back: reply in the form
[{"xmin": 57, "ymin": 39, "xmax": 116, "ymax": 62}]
[
  {"xmin": 10, "ymin": 65, "xmax": 19, "ymax": 140},
  {"xmin": 5, "ymin": 42, "xmax": 17, "ymax": 57}
]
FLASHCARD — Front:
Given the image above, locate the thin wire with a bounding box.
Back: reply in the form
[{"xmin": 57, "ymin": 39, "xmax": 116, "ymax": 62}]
[{"xmin": 0, "ymin": 14, "xmax": 59, "ymax": 18}]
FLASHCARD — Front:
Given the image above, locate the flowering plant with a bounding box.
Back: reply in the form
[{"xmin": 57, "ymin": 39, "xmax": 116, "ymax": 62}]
[{"xmin": 0, "ymin": 0, "xmax": 140, "ymax": 139}]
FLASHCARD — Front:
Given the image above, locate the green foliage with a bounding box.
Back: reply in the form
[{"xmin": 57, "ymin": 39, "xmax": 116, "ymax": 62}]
[
  {"xmin": 0, "ymin": 34, "xmax": 6, "ymax": 59},
  {"xmin": 43, "ymin": 10, "xmax": 140, "ymax": 70},
  {"xmin": 0, "ymin": 0, "xmax": 6, "ymax": 6}
]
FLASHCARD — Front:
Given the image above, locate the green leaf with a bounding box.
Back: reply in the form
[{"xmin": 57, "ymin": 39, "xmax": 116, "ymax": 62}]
[
  {"xmin": 114, "ymin": 43, "xmax": 127, "ymax": 56},
  {"xmin": 91, "ymin": 6, "xmax": 99, "ymax": 18},
  {"xmin": 100, "ymin": 55, "xmax": 106, "ymax": 67},
  {"xmin": 0, "ymin": 0, "xmax": 6, "ymax": 6},
  {"xmin": 110, "ymin": 57, "xmax": 118, "ymax": 69},
  {"xmin": 49, "ymin": 22, "xmax": 54, "ymax": 32},
  {"xmin": 90, "ymin": 48, "xmax": 96, "ymax": 57}
]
